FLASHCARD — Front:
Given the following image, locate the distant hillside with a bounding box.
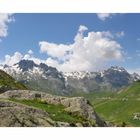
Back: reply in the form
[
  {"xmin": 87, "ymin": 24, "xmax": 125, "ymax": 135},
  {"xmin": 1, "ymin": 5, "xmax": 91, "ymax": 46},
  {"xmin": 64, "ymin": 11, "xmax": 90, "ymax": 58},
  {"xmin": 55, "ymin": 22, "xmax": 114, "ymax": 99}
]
[
  {"xmin": 118, "ymin": 80, "xmax": 140, "ymax": 97},
  {"xmin": 78, "ymin": 81, "xmax": 140, "ymax": 126},
  {"xmin": 0, "ymin": 69, "xmax": 27, "ymax": 93}
]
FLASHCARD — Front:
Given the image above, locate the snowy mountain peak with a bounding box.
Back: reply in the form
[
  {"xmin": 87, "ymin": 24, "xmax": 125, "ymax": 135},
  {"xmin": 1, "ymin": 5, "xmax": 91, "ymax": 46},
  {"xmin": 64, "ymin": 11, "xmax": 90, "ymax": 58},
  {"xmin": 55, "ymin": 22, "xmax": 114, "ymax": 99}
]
[
  {"xmin": 131, "ymin": 72, "xmax": 140, "ymax": 81},
  {"xmin": 63, "ymin": 66, "xmax": 129, "ymax": 80},
  {"xmin": 15, "ymin": 60, "xmax": 38, "ymax": 72},
  {"xmin": 63, "ymin": 71, "xmax": 97, "ymax": 80},
  {"xmin": 108, "ymin": 66, "xmax": 127, "ymax": 72},
  {"xmin": 0, "ymin": 60, "xmax": 140, "ymax": 94}
]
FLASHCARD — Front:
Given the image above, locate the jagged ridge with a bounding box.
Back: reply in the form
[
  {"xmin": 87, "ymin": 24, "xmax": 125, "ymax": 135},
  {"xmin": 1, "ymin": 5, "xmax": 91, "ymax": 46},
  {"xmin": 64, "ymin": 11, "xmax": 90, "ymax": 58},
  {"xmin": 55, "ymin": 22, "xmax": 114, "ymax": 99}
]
[{"xmin": 1, "ymin": 60, "xmax": 140, "ymax": 94}]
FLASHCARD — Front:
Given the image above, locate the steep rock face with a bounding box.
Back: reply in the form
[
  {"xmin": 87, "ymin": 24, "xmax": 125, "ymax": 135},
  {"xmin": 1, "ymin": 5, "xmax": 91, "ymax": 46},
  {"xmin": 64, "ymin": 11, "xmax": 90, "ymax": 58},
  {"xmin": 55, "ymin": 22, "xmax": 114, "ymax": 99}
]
[
  {"xmin": 17, "ymin": 60, "xmax": 38, "ymax": 72},
  {"xmin": 101, "ymin": 66, "xmax": 133, "ymax": 90},
  {"xmin": 0, "ymin": 90, "xmax": 107, "ymax": 127}
]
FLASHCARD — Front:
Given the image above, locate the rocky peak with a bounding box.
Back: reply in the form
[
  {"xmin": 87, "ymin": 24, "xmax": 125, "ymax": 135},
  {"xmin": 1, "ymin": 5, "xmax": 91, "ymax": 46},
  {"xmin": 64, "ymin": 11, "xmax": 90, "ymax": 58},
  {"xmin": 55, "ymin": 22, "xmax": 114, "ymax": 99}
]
[
  {"xmin": 39, "ymin": 63, "xmax": 49, "ymax": 71},
  {"xmin": 105, "ymin": 66, "xmax": 127, "ymax": 73},
  {"xmin": 131, "ymin": 72, "xmax": 140, "ymax": 81},
  {"xmin": 16, "ymin": 60, "xmax": 38, "ymax": 72}
]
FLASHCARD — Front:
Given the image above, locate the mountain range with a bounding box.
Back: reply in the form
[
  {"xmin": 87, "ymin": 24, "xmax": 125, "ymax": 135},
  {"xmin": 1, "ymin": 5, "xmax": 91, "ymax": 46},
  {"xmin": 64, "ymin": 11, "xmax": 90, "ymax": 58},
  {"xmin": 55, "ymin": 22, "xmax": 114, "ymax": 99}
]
[
  {"xmin": 0, "ymin": 59, "xmax": 140, "ymax": 95},
  {"xmin": 1, "ymin": 60, "xmax": 140, "ymax": 126}
]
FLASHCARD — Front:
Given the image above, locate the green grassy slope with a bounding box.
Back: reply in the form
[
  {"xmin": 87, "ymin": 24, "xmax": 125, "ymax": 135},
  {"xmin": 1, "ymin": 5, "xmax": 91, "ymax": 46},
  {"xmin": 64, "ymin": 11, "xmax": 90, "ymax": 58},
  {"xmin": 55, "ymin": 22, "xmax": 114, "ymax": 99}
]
[
  {"xmin": 118, "ymin": 80, "xmax": 140, "ymax": 98},
  {"xmin": 95, "ymin": 99, "xmax": 140, "ymax": 126},
  {"xmin": 0, "ymin": 70, "xmax": 27, "ymax": 92},
  {"xmin": 93, "ymin": 81, "xmax": 140, "ymax": 126},
  {"xmin": 9, "ymin": 99, "xmax": 92, "ymax": 125},
  {"xmin": 70, "ymin": 81, "xmax": 140, "ymax": 126}
]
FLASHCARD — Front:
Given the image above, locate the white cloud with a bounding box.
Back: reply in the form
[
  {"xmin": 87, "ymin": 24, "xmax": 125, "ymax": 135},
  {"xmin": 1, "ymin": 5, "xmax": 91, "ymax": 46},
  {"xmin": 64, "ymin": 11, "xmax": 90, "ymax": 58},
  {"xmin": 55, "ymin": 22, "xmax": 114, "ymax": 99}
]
[
  {"xmin": 46, "ymin": 57, "xmax": 60, "ymax": 68},
  {"xmin": 1, "ymin": 25, "xmax": 124, "ymax": 72},
  {"xmin": 39, "ymin": 25, "xmax": 123, "ymax": 72},
  {"xmin": 2, "ymin": 50, "xmax": 45, "ymax": 66},
  {"xmin": 4, "ymin": 52, "xmax": 23, "ymax": 66},
  {"xmin": 23, "ymin": 50, "xmax": 45, "ymax": 65},
  {"xmin": 28, "ymin": 49, "xmax": 33, "ymax": 55},
  {"xmin": 0, "ymin": 13, "xmax": 14, "ymax": 39},
  {"xmin": 39, "ymin": 41, "xmax": 72, "ymax": 59},
  {"xmin": 96, "ymin": 13, "xmax": 116, "ymax": 21},
  {"xmin": 78, "ymin": 25, "xmax": 88, "ymax": 33}
]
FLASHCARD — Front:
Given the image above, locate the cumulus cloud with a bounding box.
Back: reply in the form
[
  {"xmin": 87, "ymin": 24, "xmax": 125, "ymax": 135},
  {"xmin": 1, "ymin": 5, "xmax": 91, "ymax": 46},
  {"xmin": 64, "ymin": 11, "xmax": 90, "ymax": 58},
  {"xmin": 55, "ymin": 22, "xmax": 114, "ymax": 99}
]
[
  {"xmin": 0, "ymin": 13, "xmax": 14, "ymax": 39},
  {"xmin": 23, "ymin": 50, "xmax": 45, "ymax": 65},
  {"xmin": 28, "ymin": 49, "xmax": 33, "ymax": 55},
  {"xmin": 1, "ymin": 25, "xmax": 123, "ymax": 72},
  {"xmin": 39, "ymin": 25, "xmax": 123, "ymax": 72},
  {"xmin": 39, "ymin": 41, "xmax": 72, "ymax": 59},
  {"xmin": 2, "ymin": 50, "xmax": 45, "ymax": 66},
  {"xmin": 78, "ymin": 25, "xmax": 88, "ymax": 33},
  {"xmin": 96, "ymin": 13, "xmax": 116, "ymax": 21},
  {"xmin": 4, "ymin": 52, "xmax": 23, "ymax": 66}
]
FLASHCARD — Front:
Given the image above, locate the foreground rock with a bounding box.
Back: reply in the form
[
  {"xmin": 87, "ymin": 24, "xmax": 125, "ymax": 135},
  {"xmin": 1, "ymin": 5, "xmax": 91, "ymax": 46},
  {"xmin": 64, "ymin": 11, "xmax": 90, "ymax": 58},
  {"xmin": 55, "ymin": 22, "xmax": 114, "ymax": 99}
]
[
  {"xmin": 0, "ymin": 90, "xmax": 107, "ymax": 127},
  {"xmin": 0, "ymin": 100, "xmax": 54, "ymax": 127},
  {"xmin": 0, "ymin": 99, "xmax": 86, "ymax": 127}
]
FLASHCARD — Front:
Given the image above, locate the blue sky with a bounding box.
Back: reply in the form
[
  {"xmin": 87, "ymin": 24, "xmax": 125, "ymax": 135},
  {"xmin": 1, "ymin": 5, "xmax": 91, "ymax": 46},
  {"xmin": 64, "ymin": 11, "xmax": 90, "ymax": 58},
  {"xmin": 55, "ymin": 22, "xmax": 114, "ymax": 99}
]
[{"xmin": 0, "ymin": 13, "xmax": 140, "ymax": 73}]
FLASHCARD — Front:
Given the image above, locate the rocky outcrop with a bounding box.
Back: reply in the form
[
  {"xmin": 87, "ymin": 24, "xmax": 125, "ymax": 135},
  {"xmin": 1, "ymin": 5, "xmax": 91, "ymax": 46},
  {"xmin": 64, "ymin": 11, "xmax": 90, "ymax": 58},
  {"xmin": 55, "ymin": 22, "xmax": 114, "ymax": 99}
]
[
  {"xmin": 0, "ymin": 100, "xmax": 55, "ymax": 127},
  {"xmin": 0, "ymin": 99, "xmax": 89, "ymax": 127},
  {"xmin": 0, "ymin": 90, "xmax": 107, "ymax": 127}
]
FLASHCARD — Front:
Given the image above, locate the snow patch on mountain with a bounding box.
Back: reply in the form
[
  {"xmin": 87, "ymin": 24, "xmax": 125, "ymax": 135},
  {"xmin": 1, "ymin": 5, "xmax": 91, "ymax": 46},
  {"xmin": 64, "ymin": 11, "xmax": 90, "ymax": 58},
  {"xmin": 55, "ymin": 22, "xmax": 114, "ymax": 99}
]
[{"xmin": 63, "ymin": 71, "xmax": 98, "ymax": 80}]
